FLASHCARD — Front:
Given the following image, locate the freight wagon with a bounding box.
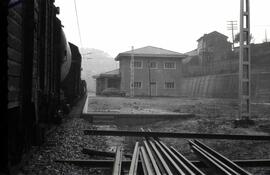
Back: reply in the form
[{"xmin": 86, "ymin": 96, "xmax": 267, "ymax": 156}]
[{"xmin": 1, "ymin": 0, "xmax": 86, "ymax": 173}]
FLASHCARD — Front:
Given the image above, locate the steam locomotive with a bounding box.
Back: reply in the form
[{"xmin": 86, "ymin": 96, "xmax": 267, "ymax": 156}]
[{"xmin": 2, "ymin": 0, "xmax": 86, "ymax": 172}]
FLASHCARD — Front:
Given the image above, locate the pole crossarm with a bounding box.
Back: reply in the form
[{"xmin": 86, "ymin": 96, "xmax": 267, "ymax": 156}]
[{"xmin": 227, "ymin": 20, "xmax": 238, "ymax": 50}]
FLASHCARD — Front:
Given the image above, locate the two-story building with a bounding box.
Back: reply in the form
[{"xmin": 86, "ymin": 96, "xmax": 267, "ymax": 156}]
[
  {"xmin": 115, "ymin": 46, "xmax": 186, "ymax": 97},
  {"xmin": 182, "ymin": 31, "xmax": 233, "ymax": 76},
  {"xmin": 197, "ymin": 31, "xmax": 232, "ymax": 64}
]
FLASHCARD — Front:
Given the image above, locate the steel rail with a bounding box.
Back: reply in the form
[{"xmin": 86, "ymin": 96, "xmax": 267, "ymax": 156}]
[
  {"xmin": 190, "ymin": 140, "xmax": 240, "ymax": 174},
  {"xmin": 84, "ymin": 129, "xmax": 270, "ymax": 140},
  {"xmin": 147, "ymin": 128, "xmax": 159, "ymax": 140},
  {"xmin": 55, "ymin": 159, "xmax": 270, "ymax": 168},
  {"xmin": 193, "ymin": 140, "xmax": 252, "ymax": 175},
  {"xmin": 170, "ymin": 146, "xmax": 205, "ymax": 175},
  {"xmin": 145, "ymin": 128, "xmax": 204, "ymax": 175},
  {"xmin": 142, "ymin": 128, "xmax": 182, "ymax": 174},
  {"xmin": 112, "ymin": 147, "xmax": 122, "ymax": 175},
  {"xmin": 141, "ymin": 128, "xmax": 168, "ymax": 174},
  {"xmin": 158, "ymin": 141, "xmax": 196, "ymax": 175},
  {"xmin": 148, "ymin": 140, "xmax": 173, "ymax": 175},
  {"xmin": 141, "ymin": 128, "xmax": 161, "ymax": 174},
  {"xmin": 190, "ymin": 144, "xmax": 233, "ymax": 175},
  {"xmin": 154, "ymin": 140, "xmax": 186, "ymax": 175},
  {"xmin": 147, "ymin": 140, "xmax": 167, "ymax": 175},
  {"xmin": 84, "ymin": 112, "xmax": 194, "ymax": 117},
  {"xmin": 143, "ymin": 141, "xmax": 161, "ymax": 175},
  {"xmin": 140, "ymin": 146, "xmax": 155, "ymax": 175},
  {"xmin": 139, "ymin": 149, "xmax": 149, "ymax": 175},
  {"xmin": 82, "ymin": 148, "xmax": 132, "ymax": 158},
  {"xmin": 128, "ymin": 142, "xmax": 140, "ymax": 175}
]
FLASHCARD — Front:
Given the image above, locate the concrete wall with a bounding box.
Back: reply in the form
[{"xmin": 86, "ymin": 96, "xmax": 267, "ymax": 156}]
[
  {"xmin": 179, "ymin": 72, "xmax": 270, "ymax": 102},
  {"xmin": 181, "ymin": 43, "xmax": 270, "ymax": 102},
  {"xmin": 120, "ymin": 57, "xmax": 183, "ymax": 96}
]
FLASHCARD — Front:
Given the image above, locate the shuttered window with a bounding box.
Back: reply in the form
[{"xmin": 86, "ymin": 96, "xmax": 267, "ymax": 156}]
[
  {"xmin": 134, "ymin": 61, "xmax": 142, "ymax": 68},
  {"xmin": 164, "ymin": 62, "xmax": 175, "ymax": 69},
  {"xmin": 133, "ymin": 82, "xmax": 142, "ymax": 88},
  {"xmin": 150, "ymin": 61, "xmax": 157, "ymax": 68},
  {"xmin": 165, "ymin": 82, "xmax": 175, "ymax": 89}
]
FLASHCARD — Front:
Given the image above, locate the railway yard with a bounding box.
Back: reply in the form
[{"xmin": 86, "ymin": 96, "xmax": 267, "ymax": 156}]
[
  {"xmin": 4, "ymin": 0, "xmax": 270, "ymax": 174},
  {"xmin": 19, "ymin": 96, "xmax": 270, "ymax": 175}
]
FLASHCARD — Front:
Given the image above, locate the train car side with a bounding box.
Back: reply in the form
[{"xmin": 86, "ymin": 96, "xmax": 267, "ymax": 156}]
[
  {"xmin": 5, "ymin": 0, "xmax": 85, "ymax": 173},
  {"xmin": 61, "ymin": 42, "xmax": 82, "ymax": 107}
]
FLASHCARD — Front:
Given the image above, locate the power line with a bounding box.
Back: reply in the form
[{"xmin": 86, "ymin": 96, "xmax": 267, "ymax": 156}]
[{"xmin": 73, "ymin": 0, "xmax": 84, "ymax": 55}]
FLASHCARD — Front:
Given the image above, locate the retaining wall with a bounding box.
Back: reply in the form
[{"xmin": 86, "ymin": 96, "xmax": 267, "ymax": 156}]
[{"xmin": 180, "ymin": 72, "xmax": 270, "ymax": 102}]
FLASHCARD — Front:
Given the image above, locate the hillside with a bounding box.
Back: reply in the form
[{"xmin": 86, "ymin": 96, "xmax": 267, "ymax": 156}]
[{"xmin": 80, "ymin": 48, "xmax": 118, "ymax": 92}]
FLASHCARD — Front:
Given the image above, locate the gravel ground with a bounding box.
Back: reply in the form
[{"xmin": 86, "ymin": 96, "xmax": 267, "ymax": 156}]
[
  {"xmin": 19, "ymin": 96, "xmax": 270, "ymax": 174},
  {"xmin": 20, "ymin": 118, "xmax": 112, "ymax": 175}
]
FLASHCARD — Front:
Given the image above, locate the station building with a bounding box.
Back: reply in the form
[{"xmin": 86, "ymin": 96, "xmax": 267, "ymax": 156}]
[{"xmin": 115, "ymin": 46, "xmax": 186, "ymax": 97}]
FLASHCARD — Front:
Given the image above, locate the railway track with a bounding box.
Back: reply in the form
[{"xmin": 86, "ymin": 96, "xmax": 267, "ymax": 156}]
[{"xmin": 56, "ymin": 128, "xmax": 270, "ymax": 174}]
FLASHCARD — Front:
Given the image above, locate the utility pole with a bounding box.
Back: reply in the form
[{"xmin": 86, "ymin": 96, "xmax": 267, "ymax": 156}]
[
  {"xmin": 227, "ymin": 20, "xmax": 238, "ymax": 50},
  {"xmin": 130, "ymin": 46, "xmax": 134, "ymax": 97},
  {"xmin": 238, "ymin": 0, "xmax": 252, "ymax": 123},
  {"xmin": 148, "ymin": 60, "xmax": 151, "ymax": 97}
]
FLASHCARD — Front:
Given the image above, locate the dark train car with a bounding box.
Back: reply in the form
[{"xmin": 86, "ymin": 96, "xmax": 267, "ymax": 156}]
[
  {"xmin": 1, "ymin": 1, "xmax": 9, "ymax": 173},
  {"xmin": 6, "ymin": 0, "xmax": 41, "ymax": 169},
  {"xmin": 6, "ymin": 0, "xmax": 60, "ymax": 169},
  {"xmin": 79, "ymin": 80, "xmax": 87, "ymax": 97},
  {"xmin": 3, "ymin": 0, "xmax": 84, "ymax": 173},
  {"xmin": 61, "ymin": 42, "xmax": 82, "ymax": 106}
]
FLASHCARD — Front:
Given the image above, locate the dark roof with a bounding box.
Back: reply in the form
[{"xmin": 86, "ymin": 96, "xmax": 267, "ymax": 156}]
[
  {"xmin": 185, "ymin": 49, "xmax": 198, "ymax": 56},
  {"xmin": 115, "ymin": 46, "xmax": 186, "ymax": 60},
  {"xmin": 197, "ymin": 31, "xmax": 228, "ymax": 41},
  {"xmin": 183, "ymin": 49, "xmax": 198, "ymax": 64},
  {"xmin": 92, "ymin": 69, "xmax": 120, "ymax": 79}
]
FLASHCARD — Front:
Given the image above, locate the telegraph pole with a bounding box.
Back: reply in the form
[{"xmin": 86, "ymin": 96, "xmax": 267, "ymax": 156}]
[
  {"xmin": 148, "ymin": 60, "xmax": 151, "ymax": 97},
  {"xmin": 227, "ymin": 20, "xmax": 238, "ymax": 50},
  {"xmin": 130, "ymin": 46, "xmax": 134, "ymax": 97}
]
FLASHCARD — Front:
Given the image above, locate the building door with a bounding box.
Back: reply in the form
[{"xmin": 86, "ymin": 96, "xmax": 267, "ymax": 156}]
[{"xmin": 150, "ymin": 82, "xmax": 157, "ymax": 96}]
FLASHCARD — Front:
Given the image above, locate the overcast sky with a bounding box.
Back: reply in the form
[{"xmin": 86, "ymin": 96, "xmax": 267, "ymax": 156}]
[{"xmin": 55, "ymin": 0, "xmax": 270, "ymax": 57}]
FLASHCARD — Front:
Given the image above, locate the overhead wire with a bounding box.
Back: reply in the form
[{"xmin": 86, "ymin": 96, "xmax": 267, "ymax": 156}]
[{"xmin": 73, "ymin": 0, "xmax": 84, "ymax": 58}]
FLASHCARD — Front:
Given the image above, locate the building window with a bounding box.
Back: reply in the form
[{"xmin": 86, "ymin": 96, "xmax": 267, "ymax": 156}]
[
  {"xmin": 165, "ymin": 82, "xmax": 175, "ymax": 89},
  {"xmin": 164, "ymin": 62, "xmax": 175, "ymax": 69},
  {"xmin": 149, "ymin": 61, "xmax": 157, "ymax": 69},
  {"xmin": 133, "ymin": 82, "xmax": 142, "ymax": 88},
  {"xmin": 134, "ymin": 61, "xmax": 142, "ymax": 68}
]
